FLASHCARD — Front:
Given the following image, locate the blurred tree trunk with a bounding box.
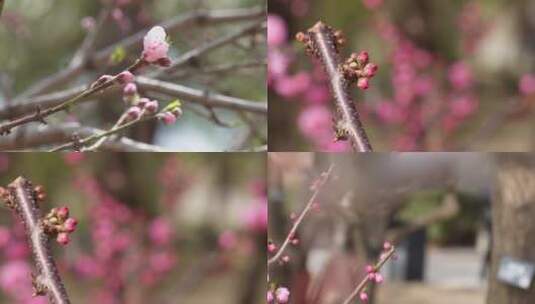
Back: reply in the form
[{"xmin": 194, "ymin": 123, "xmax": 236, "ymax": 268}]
[{"xmin": 488, "ymin": 155, "xmax": 535, "ymax": 303}]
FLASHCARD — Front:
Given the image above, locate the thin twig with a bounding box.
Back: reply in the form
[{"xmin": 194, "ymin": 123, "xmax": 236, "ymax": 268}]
[
  {"xmin": 0, "ymin": 60, "xmax": 144, "ymax": 135},
  {"xmin": 0, "ymin": 122, "xmax": 166, "ymax": 151},
  {"xmin": 49, "ymin": 113, "xmax": 155, "ymax": 151},
  {"xmin": 341, "ymin": 245, "xmax": 396, "ymax": 304},
  {"xmin": 298, "ymin": 22, "xmax": 373, "ymax": 152},
  {"xmin": 267, "ymin": 164, "xmax": 335, "ymax": 266},
  {"xmin": 3, "ymin": 177, "xmax": 71, "ymax": 304}
]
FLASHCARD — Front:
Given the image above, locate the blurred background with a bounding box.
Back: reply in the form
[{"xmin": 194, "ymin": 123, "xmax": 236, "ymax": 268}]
[
  {"xmin": 0, "ymin": 152, "xmax": 266, "ymax": 304},
  {"xmin": 268, "ymin": 153, "xmax": 535, "ymax": 304},
  {"xmin": 268, "ymin": 0, "xmax": 535, "ymax": 151},
  {"xmin": 0, "ymin": 0, "xmax": 266, "ymax": 151}
]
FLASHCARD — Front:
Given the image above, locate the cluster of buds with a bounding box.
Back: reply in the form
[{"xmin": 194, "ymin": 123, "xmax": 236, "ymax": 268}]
[
  {"xmin": 358, "ymin": 241, "xmax": 395, "ymax": 302},
  {"xmin": 267, "ymin": 286, "xmax": 290, "ymax": 304},
  {"xmin": 156, "ymin": 100, "xmax": 183, "ymax": 125},
  {"xmin": 342, "ymin": 51, "xmax": 379, "ymax": 90},
  {"xmin": 42, "ymin": 207, "xmax": 78, "ymax": 246},
  {"xmin": 296, "ymin": 22, "xmax": 347, "ymax": 60}
]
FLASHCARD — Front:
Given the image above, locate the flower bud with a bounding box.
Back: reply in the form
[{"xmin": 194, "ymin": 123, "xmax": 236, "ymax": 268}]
[
  {"xmin": 357, "ymin": 51, "xmax": 369, "ymax": 65},
  {"xmin": 357, "ymin": 77, "xmax": 370, "ymax": 90},
  {"xmin": 126, "ymin": 107, "xmax": 141, "ymax": 120},
  {"xmin": 116, "ymin": 71, "xmax": 134, "ymax": 84},
  {"xmin": 57, "ymin": 233, "xmax": 70, "ymax": 245},
  {"xmin": 57, "ymin": 207, "xmax": 69, "ymax": 220},
  {"xmin": 64, "ymin": 218, "xmax": 78, "ymax": 233},
  {"xmin": 123, "ymin": 83, "xmax": 137, "ymax": 96},
  {"xmin": 145, "ymin": 100, "xmax": 159, "ymax": 113}
]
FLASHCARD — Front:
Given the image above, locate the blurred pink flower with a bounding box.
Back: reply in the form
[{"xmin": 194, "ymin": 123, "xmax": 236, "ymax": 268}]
[
  {"xmin": 148, "ymin": 251, "xmax": 177, "ymax": 273},
  {"xmin": 148, "ymin": 217, "xmax": 174, "ymax": 246},
  {"xmin": 448, "ymin": 62, "xmax": 474, "ymax": 90},
  {"xmin": 375, "ymin": 101, "xmax": 406, "ymax": 124},
  {"xmin": 268, "ymin": 15, "xmax": 288, "ymax": 47},
  {"xmin": 274, "ymin": 72, "xmax": 312, "ymax": 98},
  {"xmin": 142, "ymin": 26, "xmax": 170, "ymax": 63},
  {"xmin": 449, "ymin": 95, "xmax": 479, "ymax": 118},
  {"xmin": 218, "ymin": 230, "xmax": 238, "ymax": 251},
  {"xmin": 297, "ymin": 105, "xmax": 332, "ymax": 138},
  {"xmin": 303, "ymin": 85, "xmax": 330, "ymax": 104},
  {"xmin": 242, "ymin": 201, "xmax": 267, "ymax": 233},
  {"xmin": 519, "ymin": 74, "xmax": 535, "ymax": 96}
]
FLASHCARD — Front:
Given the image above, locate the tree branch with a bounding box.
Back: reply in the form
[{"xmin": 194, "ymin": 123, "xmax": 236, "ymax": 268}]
[
  {"xmin": 136, "ymin": 76, "xmax": 266, "ymax": 114},
  {"xmin": 297, "ymin": 22, "xmax": 373, "ymax": 152},
  {"xmin": 0, "ymin": 122, "xmax": 166, "ymax": 151},
  {"xmin": 1, "ymin": 177, "xmax": 71, "ymax": 304},
  {"xmin": 13, "ymin": 6, "xmax": 265, "ymax": 100}
]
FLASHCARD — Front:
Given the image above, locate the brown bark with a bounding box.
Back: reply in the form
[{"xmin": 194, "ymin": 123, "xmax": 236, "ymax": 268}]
[{"xmin": 489, "ymin": 156, "xmax": 535, "ymax": 303}]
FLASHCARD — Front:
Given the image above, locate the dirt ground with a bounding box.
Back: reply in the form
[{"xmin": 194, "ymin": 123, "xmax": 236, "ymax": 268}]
[{"xmin": 377, "ymin": 283, "xmax": 485, "ymax": 304}]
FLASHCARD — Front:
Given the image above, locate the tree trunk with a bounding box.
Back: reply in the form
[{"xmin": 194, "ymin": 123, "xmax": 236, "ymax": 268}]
[{"xmin": 488, "ymin": 156, "xmax": 535, "ymax": 303}]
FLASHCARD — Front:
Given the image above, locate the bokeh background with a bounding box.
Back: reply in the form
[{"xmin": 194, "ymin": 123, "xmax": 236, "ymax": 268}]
[
  {"xmin": 268, "ymin": 153, "xmax": 535, "ymax": 304},
  {"xmin": 0, "ymin": 0, "xmax": 266, "ymax": 151},
  {"xmin": 268, "ymin": 0, "xmax": 535, "ymax": 151},
  {"xmin": 0, "ymin": 153, "xmax": 266, "ymax": 304}
]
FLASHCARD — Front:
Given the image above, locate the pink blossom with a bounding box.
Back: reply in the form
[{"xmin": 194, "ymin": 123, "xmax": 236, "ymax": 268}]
[
  {"xmin": 267, "ymin": 15, "xmax": 288, "ymax": 47},
  {"xmin": 297, "ymin": 105, "xmax": 331, "ymax": 139},
  {"xmin": 375, "ymin": 273, "xmax": 384, "ymax": 283},
  {"xmin": 303, "ymin": 86, "xmax": 330, "ymax": 104},
  {"xmin": 275, "ymin": 287, "xmax": 290, "ymax": 303},
  {"xmin": 242, "ymin": 201, "xmax": 267, "ymax": 233},
  {"xmin": 142, "ymin": 26, "xmax": 170, "ymax": 63},
  {"xmin": 360, "ymin": 291, "xmax": 369, "ymax": 302},
  {"xmin": 0, "ymin": 261, "xmax": 32, "ymax": 296},
  {"xmin": 357, "ymin": 77, "xmax": 370, "ymax": 90},
  {"xmin": 268, "ymin": 50, "xmax": 291, "ymax": 77},
  {"xmin": 218, "ymin": 230, "xmax": 238, "ymax": 250},
  {"xmin": 448, "ymin": 62, "xmax": 473, "ymax": 90},
  {"xmin": 81, "ymin": 16, "xmax": 96, "ymax": 31},
  {"xmin": 145, "ymin": 100, "xmax": 159, "ymax": 113},
  {"xmin": 148, "ymin": 217, "xmax": 174, "ymax": 246},
  {"xmin": 148, "ymin": 251, "xmax": 177, "ymax": 273},
  {"xmin": 267, "ymin": 290, "xmax": 274, "ymax": 303},
  {"xmin": 375, "ymin": 101, "xmax": 406, "ymax": 124},
  {"xmin": 274, "ymin": 72, "xmax": 312, "ymax": 98},
  {"xmin": 268, "ymin": 242, "xmax": 277, "ymax": 253},
  {"xmin": 449, "ymin": 95, "xmax": 478, "ymax": 118},
  {"xmin": 383, "ymin": 241, "xmax": 392, "ymax": 250},
  {"xmin": 519, "ymin": 74, "xmax": 535, "ymax": 96}
]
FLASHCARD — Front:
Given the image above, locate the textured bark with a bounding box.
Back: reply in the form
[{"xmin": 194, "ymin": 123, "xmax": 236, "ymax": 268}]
[{"xmin": 488, "ymin": 156, "xmax": 535, "ymax": 304}]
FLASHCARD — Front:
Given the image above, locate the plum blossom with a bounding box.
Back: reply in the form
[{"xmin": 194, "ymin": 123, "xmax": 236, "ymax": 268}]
[{"xmin": 143, "ymin": 26, "xmax": 170, "ymax": 63}]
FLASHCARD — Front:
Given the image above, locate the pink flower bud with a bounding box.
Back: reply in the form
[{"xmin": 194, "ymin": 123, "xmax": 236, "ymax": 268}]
[
  {"xmin": 282, "ymin": 255, "xmax": 290, "ymax": 263},
  {"xmin": 57, "ymin": 233, "xmax": 70, "ymax": 245},
  {"xmin": 126, "ymin": 107, "xmax": 141, "ymax": 120},
  {"xmin": 123, "ymin": 83, "xmax": 137, "ymax": 95},
  {"xmin": 365, "ymin": 265, "xmax": 375, "ymax": 273},
  {"xmin": 291, "ymin": 238, "xmax": 299, "ymax": 245},
  {"xmin": 145, "ymin": 100, "xmax": 159, "ymax": 113},
  {"xmin": 363, "ymin": 63, "xmax": 379, "ymax": 77},
  {"xmin": 64, "ymin": 218, "xmax": 78, "ymax": 233},
  {"xmin": 375, "ymin": 273, "xmax": 384, "ymax": 283},
  {"xmin": 357, "ymin": 51, "xmax": 369, "ymax": 65},
  {"xmin": 137, "ymin": 98, "xmax": 150, "ymax": 108},
  {"xmin": 57, "ymin": 207, "xmax": 69, "ymax": 219},
  {"xmin": 360, "ymin": 292, "xmax": 369, "ymax": 302},
  {"xmin": 158, "ymin": 112, "xmax": 177, "ymax": 125},
  {"xmin": 357, "ymin": 77, "xmax": 370, "ymax": 90},
  {"xmin": 268, "ymin": 243, "xmax": 277, "ymax": 253},
  {"xmin": 117, "ymin": 71, "xmax": 134, "ymax": 84},
  {"xmin": 142, "ymin": 26, "xmax": 170, "ymax": 63},
  {"xmin": 275, "ymin": 287, "xmax": 290, "ymax": 303},
  {"xmin": 267, "ymin": 291, "xmax": 274, "ymax": 303},
  {"xmin": 383, "ymin": 241, "xmax": 392, "ymax": 250}
]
